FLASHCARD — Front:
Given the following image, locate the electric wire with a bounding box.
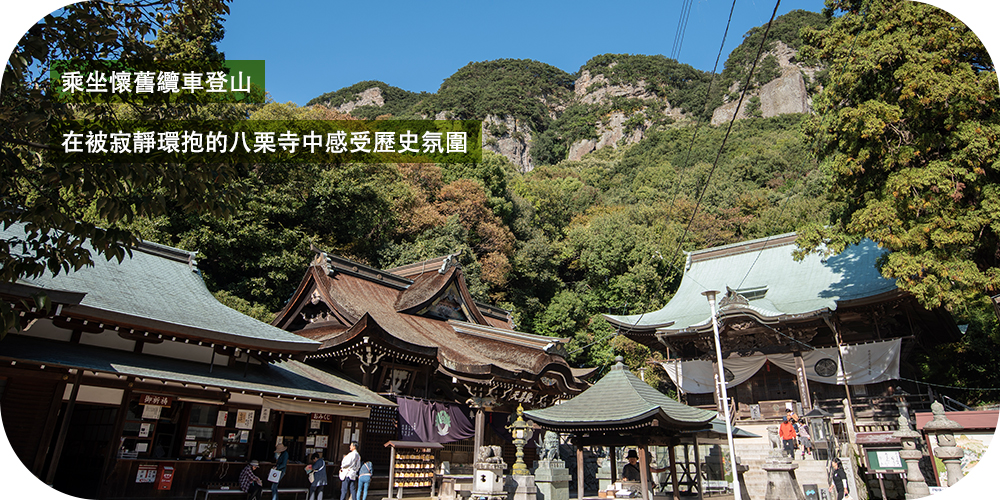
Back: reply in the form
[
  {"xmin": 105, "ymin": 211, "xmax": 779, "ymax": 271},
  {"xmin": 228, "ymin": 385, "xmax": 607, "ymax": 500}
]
[
  {"xmin": 670, "ymin": 0, "xmax": 695, "ymax": 61},
  {"xmin": 663, "ymin": 0, "xmax": 783, "ymax": 279},
  {"xmin": 664, "ymin": 0, "xmax": 739, "ymax": 225},
  {"xmin": 735, "ymin": 0, "xmax": 874, "ymax": 289}
]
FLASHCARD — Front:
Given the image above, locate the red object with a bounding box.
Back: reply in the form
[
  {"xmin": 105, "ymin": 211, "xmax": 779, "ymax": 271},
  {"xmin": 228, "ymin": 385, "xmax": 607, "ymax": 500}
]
[
  {"xmin": 157, "ymin": 465, "xmax": 175, "ymax": 490},
  {"xmin": 915, "ymin": 410, "xmax": 998, "ymax": 431},
  {"xmin": 779, "ymin": 420, "xmax": 797, "ymax": 440}
]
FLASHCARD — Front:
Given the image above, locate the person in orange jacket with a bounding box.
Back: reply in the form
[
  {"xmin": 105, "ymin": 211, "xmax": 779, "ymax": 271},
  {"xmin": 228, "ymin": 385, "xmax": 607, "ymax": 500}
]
[{"xmin": 779, "ymin": 416, "xmax": 798, "ymax": 457}]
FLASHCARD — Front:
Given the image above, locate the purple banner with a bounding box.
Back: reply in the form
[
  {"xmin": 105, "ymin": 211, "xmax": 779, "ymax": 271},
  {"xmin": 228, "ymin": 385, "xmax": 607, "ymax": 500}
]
[{"xmin": 397, "ymin": 397, "xmax": 475, "ymax": 443}]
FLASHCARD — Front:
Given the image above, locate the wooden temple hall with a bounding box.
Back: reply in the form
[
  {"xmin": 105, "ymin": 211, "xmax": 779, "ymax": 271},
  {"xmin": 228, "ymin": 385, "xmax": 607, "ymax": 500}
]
[
  {"xmin": 0, "ymin": 224, "xmax": 393, "ymax": 499},
  {"xmin": 271, "ymin": 250, "xmax": 594, "ymax": 470},
  {"xmin": 0, "ymin": 219, "xmax": 594, "ymax": 499},
  {"xmin": 605, "ymin": 233, "xmax": 960, "ymax": 437}
]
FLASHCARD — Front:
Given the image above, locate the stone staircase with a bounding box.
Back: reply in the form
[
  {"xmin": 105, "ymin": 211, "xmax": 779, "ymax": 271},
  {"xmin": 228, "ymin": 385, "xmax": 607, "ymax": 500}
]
[{"xmin": 735, "ymin": 443, "xmax": 855, "ymax": 500}]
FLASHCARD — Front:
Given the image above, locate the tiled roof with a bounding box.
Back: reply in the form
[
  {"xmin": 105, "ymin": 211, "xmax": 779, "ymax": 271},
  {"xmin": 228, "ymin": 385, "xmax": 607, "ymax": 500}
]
[
  {"xmin": 525, "ymin": 360, "xmax": 717, "ymax": 428},
  {"xmin": 605, "ymin": 233, "xmax": 897, "ymax": 333},
  {"xmin": 0, "ymin": 224, "xmax": 318, "ymax": 351},
  {"xmin": 274, "ymin": 253, "xmax": 586, "ymax": 390},
  {"xmin": 0, "ymin": 334, "xmax": 391, "ymax": 406}
]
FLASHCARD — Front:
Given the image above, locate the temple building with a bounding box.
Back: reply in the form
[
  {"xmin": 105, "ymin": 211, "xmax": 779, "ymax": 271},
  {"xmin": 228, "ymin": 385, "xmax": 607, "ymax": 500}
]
[
  {"xmin": 272, "ymin": 250, "xmax": 593, "ymax": 471},
  {"xmin": 0, "ymin": 225, "xmax": 393, "ymax": 499},
  {"xmin": 604, "ymin": 233, "xmax": 959, "ymax": 437}
]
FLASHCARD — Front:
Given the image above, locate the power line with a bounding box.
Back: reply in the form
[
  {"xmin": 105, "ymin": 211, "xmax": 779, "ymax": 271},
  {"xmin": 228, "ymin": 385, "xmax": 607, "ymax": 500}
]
[
  {"xmin": 664, "ymin": 0, "xmax": 783, "ymax": 275},
  {"xmin": 670, "ymin": 0, "xmax": 695, "ymax": 61},
  {"xmin": 733, "ymin": 0, "xmax": 874, "ymax": 289},
  {"xmin": 664, "ymin": 0, "xmax": 739, "ymax": 223}
]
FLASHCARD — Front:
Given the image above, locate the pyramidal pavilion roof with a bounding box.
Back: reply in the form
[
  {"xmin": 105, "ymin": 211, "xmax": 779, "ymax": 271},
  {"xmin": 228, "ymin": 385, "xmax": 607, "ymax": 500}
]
[{"xmin": 524, "ymin": 358, "xmax": 717, "ymax": 431}]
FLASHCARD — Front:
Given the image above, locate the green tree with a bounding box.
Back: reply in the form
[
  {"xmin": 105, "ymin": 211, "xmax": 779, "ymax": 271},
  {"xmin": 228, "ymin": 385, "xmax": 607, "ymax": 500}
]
[
  {"xmin": 1, "ymin": 0, "xmax": 235, "ymax": 335},
  {"xmin": 797, "ymin": 0, "xmax": 1000, "ymax": 310}
]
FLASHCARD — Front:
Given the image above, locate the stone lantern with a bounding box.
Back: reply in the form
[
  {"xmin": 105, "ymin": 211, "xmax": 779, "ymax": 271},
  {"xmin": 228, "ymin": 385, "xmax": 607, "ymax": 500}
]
[
  {"xmin": 892, "ymin": 413, "xmax": 929, "ymax": 499},
  {"xmin": 922, "ymin": 401, "xmax": 964, "ymax": 487}
]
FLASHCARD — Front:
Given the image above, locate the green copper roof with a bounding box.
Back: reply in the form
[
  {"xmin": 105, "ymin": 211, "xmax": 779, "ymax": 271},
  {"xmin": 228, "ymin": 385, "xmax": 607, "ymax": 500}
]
[
  {"xmin": 605, "ymin": 233, "xmax": 897, "ymax": 333},
  {"xmin": 1, "ymin": 224, "xmax": 318, "ymax": 351},
  {"xmin": 524, "ymin": 359, "xmax": 717, "ymax": 429}
]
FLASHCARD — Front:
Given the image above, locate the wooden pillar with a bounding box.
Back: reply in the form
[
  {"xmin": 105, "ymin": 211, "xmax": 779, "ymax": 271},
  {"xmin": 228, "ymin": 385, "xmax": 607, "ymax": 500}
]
[
  {"xmin": 794, "ymin": 352, "xmax": 812, "ymax": 410},
  {"xmin": 33, "ymin": 375, "xmax": 68, "ymax": 475},
  {"xmin": 638, "ymin": 443, "xmax": 650, "ymax": 500},
  {"xmin": 473, "ymin": 407, "xmax": 485, "ymax": 455},
  {"xmin": 577, "ymin": 446, "xmax": 585, "ymax": 500},
  {"xmin": 693, "ymin": 435, "xmax": 703, "ymax": 500},
  {"xmin": 668, "ymin": 441, "xmax": 680, "ymax": 500},
  {"xmin": 610, "ymin": 445, "xmax": 617, "ymax": 483},
  {"xmin": 97, "ymin": 376, "xmax": 133, "ymax": 498},
  {"xmin": 388, "ymin": 444, "xmax": 396, "ymax": 500},
  {"xmin": 44, "ymin": 369, "xmax": 83, "ymax": 484}
]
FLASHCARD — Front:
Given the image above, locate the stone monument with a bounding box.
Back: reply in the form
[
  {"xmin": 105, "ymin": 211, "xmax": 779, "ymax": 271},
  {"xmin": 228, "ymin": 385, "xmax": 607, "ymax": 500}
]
[
  {"xmin": 471, "ymin": 445, "xmax": 508, "ymax": 500},
  {"xmin": 892, "ymin": 414, "xmax": 930, "ymax": 499},
  {"xmin": 762, "ymin": 441, "xmax": 806, "ymax": 500},
  {"xmin": 922, "ymin": 401, "xmax": 964, "ymax": 487},
  {"xmin": 534, "ymin": 431, "xmax": 570, "ymax": 500}
]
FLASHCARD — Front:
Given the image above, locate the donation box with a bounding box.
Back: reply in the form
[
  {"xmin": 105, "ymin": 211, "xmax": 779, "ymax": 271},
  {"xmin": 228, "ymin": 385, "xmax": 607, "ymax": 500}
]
[{"xmin": 157, "ymin": 465, "xmax": 175, "ymax": 490}]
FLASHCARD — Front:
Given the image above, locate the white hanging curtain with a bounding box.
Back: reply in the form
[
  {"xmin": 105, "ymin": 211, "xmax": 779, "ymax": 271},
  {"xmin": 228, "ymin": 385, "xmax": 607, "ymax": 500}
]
[
  {"xmin": 659, "ymin": 359, "xmax": 716, "ymax": 394},
  {"xmin": 721, "ymin": 355, "xmax": 768, "ymax": 388},
  {"xmin": 839, "ymin": 338, "xmax": 902, "ymax": 385},
  {"xmin": 657, "ymin": 338, "xmax": 902, "ymax": 394}
]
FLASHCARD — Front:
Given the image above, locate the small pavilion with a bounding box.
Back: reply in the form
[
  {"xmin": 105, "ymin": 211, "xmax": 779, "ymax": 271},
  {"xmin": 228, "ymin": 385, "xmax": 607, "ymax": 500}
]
[{"xmin": 525, "ymin": 358, "xmax": 742, "ymax": 500}]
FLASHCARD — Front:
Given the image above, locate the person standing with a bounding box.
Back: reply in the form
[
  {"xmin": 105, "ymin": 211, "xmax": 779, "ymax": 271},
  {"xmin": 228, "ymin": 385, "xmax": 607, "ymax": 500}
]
[
  {"xmin": 306, "ymin": 452, "xmax": 328, "ymax": 500},
  {"xmin": 797, "ymin": 419, "xmax": 814, "ymax": 459},
  {"xmin": 828, "ymin": 457, "xmax": 849, "ymax": 500},
  {"xmin": 357, "ymin": 460, "xmax": 373, "ymax": 500},
  {"xmin": 621, "ymin": 449, "xmax": 667, "ymax": 491},
  {"xmin": 779, "ymin": 416, "xmax": 798, "ymax": 457},
  {"xmin": 239, "ymin": 460, "xmax": 264, "ymax": 500},
  {"xmin": 271, "ymin": 443, "xmax": 289, "ymax": 500},
  {"xmin": 622, "ymin": 449, "xmax": 643, "ymax": 481},
  {"xmin": 339, "ymin": 442, "xmax": 361, "ymax": 500}
]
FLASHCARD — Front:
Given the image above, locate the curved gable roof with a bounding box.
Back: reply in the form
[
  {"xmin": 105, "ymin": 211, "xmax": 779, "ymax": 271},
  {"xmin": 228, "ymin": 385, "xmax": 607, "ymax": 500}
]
[{"xmin": 605, "ymin": 233, "xmax": 897, "ymax": 334}]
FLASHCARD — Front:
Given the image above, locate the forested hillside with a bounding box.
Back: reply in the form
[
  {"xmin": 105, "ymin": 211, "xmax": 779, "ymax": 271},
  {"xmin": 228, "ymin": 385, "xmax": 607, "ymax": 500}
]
[
  {"xmin": 4, "ymin": 1, "xmax": 997, "ymax": 404},
  {"xmin": 116, "ymin": 3, "xmax": 1000, "ymax": 403}
]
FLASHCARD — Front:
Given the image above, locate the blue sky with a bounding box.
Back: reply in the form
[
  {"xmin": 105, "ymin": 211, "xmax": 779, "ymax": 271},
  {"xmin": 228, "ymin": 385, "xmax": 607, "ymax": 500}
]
[
  {"xmin": 3, "ymin": 2, "xmax": 999, "ymax": 107},
  {"xmin": 1, "ymin": 3, "xmax": 1000, "ymax": 500},
  {"xmin": 217, "ymin": 0, "xmax": 830, "ymax": 105}
]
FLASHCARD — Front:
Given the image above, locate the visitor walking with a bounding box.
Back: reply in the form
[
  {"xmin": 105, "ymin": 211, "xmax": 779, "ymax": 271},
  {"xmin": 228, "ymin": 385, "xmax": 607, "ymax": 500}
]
[
  {"xmin": 798, "ymin": 419, "xmax": 814, "ymax": 459},
  {"xmin": 357, "ymin": 460, "xmax": 373, "ymax": 500},
  {"xmin": 828, "ymin": 457, "xmax": 850, "ymax": 500},
  {"xmin": 339, "ymin": 442, "xmax": 361, "ymax": 500},
  {"xmin": 779, "ymin": 416, "xmax": 798, "ymax": 457},
  {"xmin": 271, "ymin": 443, "xmax": 289, "ymax": 500},
  {"xmin": 306, "ymin": 452, "xmax": 328, "ymax": 500}
]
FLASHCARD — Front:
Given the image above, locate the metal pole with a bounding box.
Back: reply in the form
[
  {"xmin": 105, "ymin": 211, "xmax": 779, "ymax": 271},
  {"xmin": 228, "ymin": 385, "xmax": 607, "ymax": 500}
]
[{"xmin": 702, "ymin": 290, "xmax": 742, "ymax": 500}]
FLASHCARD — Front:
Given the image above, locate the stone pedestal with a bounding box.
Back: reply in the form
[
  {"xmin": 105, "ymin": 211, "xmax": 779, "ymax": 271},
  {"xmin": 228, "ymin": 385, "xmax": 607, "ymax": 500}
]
[
  {"xmin": 762, "ymin": 456, "xmax": 806, "ymax": 500},
  {"xmin": 508, "ymin": 474, "xmax": 537, "ymax": 500},
  {"xmin": 735, "ymin": 462, "xmax": 752, "ymax": 500},
  {"xmin": 892, "ymin": 415, "xmax": 929, "ymax": 499},
  {"xmin": 923, "ymin": 401, "xmax": 965, "ymax": 488},
  {"xmin": 596, "ymin": 458, "xmax": 612, "ymax": 491},
  {"xmin": 472, "ymin": 445, "xmax": 508, "ymax": 500},
  {"xmin": 537, "ymin": 459, "xmax": 572, "ymax": 500}
]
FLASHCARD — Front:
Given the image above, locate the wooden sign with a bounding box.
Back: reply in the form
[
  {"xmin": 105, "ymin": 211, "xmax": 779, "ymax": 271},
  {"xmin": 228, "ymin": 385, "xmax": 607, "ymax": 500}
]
[
  {"xmin": 311, "ymin": 413, "xmax": 334, "ymax": 422},
  {"xmin": 856, "ymin": 432, "xmax": 900, "ymax": 445},
  {"xmin": 139, "ymin": 394, "xmax": 173, "ymax": 407}
]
